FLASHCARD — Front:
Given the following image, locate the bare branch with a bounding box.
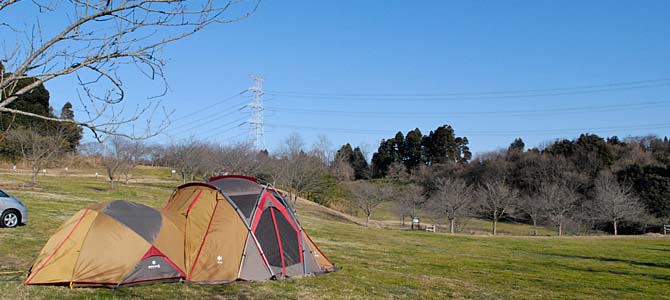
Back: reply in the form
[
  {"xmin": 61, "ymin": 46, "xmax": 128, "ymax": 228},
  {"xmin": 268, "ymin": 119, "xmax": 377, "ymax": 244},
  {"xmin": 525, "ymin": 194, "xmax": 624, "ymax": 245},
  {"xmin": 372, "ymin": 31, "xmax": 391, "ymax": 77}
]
[{"xmin": 1, "ymin": 0, "xmax": 261, "ymax": 140}]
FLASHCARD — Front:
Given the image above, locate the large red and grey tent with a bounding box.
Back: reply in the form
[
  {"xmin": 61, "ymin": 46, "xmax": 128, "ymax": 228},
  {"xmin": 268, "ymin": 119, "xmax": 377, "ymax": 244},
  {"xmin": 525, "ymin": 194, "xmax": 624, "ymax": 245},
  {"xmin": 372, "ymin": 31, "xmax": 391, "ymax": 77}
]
[{"xmin": 161, "ymin": 175, "xmax": 336, "ymax": 283}]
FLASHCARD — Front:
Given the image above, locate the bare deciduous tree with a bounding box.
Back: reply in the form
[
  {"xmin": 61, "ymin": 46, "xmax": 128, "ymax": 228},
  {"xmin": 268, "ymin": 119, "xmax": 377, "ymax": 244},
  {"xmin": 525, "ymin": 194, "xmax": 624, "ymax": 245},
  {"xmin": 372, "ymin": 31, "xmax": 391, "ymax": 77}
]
[
  {"xmin": 101, "ymin": 136, "xmax": 138, "ymax": 188},
  {"xmin": 330, "ymin": 156, "xmax": 355, "ymax": 182},
  {"xmin": 476, "ymin": 178, "xmax": 518, "ymax": 235},
  {"xmin": 0, "ymin": 0, "xmax": 260, "ymax": 140},
  {"xmin": 6, "ymin": 128, "xmax": 66, "ymax": 184},
  {"xmin": 166, "ymin": 138, "xmax": 209, "ymax": 183},
  {"xmin": 594, "ymin": 172, "xmax": 645, "ymax": 235},
  {"xmin": 345, "ymin": 181, "xmax": 391, "ymax": 227},
  {"xmin": 211, "ymin": 142, "xmax": 263, "ymax": 176},
  {"xmin": 519, "ymin": 194, "xmax": 546, "ymax": 236},
  {"xmin": 391, "ymin": 184, "xmax": 425, "ymax": 228},
  {"xmin": 273, "ymin": 133, "xmax": 327, "ymax": 212},
  {"xmin": 427, "ymin": 177, "xmax": 472, "ymax": 233},
  {"xmin": 543, "ymin": 181, "xmax": 580, "ymax": 237}
]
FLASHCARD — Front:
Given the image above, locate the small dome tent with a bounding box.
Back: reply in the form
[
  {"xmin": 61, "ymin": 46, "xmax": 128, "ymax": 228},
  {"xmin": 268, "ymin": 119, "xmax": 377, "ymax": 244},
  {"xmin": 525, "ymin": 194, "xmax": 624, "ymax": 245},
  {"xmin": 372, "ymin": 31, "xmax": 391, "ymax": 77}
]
[
  {"xmin": 26, "ymin": 201, "xmax": 185, "ymax": 287},
  {"xmin": 161, "ymin": 175, "xmax": 336, "ymax": 283}
]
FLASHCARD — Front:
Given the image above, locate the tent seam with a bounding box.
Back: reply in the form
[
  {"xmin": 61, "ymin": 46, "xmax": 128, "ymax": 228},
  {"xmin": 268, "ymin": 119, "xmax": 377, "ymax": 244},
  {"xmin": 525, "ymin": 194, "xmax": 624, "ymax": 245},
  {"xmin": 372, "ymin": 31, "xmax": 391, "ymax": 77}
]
[
  {"xmin": 188, "ymin": 200, "xmax": 219, "ymax": 280},
  {"xmin": 26, "ymin": 209, "xmax": 91, "ymax": 284}
]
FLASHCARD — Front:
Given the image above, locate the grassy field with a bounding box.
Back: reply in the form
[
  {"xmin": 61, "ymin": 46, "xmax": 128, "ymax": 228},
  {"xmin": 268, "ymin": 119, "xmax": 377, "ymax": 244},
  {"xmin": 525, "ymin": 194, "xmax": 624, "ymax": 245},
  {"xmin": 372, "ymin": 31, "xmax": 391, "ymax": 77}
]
[{"xmin": 1, "ymin": 168, "xmax": 670, "ymax": 299}]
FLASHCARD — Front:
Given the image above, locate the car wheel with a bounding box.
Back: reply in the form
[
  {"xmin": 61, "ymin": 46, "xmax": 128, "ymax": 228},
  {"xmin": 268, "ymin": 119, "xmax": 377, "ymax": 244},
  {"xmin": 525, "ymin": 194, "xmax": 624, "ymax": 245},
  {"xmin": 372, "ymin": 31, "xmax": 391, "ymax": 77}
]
[{"xmin": 1, "ymin": 210, "xmax": 20, "ymax": 228}]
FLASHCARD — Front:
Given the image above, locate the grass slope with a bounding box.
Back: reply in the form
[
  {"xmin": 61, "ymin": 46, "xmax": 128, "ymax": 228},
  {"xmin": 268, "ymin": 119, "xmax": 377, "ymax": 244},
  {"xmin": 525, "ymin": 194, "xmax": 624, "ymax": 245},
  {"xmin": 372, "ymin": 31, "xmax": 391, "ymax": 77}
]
[{"xmin": 1, "ymin": 168, "xmax": 669, "ymax": 299}]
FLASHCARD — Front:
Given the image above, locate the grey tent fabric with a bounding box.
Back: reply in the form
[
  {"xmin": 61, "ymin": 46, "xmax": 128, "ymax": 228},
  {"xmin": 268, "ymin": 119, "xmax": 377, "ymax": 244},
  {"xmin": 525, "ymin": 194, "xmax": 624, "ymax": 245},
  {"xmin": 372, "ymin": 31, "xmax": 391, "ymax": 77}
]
[
  {"xmin": 123, "ymin": 256, "xmax": 181, "ymax": 284},
  {"xmin": 239, "ymin": 233, "xmax": 273, "ymax": 281},
  {"xmin": 101, "ymin": 200, "xmax": 163, "ymax": 243},
  {"xmin": 301, "ymin": 232, "xmax": 321, "ymax": 274},
  {"xmin": 209, "ymin": 177, "xmax": 263, "ymax": 196}
]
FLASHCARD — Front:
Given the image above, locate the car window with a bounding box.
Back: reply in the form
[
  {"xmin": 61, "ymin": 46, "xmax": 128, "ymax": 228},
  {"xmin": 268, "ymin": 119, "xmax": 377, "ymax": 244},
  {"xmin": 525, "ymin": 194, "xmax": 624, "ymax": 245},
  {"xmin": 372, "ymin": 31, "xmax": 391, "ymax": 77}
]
[{"xmin": 0, "ymin": 189, "xmax": 9, "ymax": 198}]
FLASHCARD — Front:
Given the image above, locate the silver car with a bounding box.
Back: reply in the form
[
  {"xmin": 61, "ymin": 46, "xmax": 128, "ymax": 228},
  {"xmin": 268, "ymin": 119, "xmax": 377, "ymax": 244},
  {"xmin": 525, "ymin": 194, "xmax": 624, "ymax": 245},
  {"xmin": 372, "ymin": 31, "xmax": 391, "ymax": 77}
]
[{"xmin": 0, "ymin": 188, "xmax": 28, "ymax": 228}]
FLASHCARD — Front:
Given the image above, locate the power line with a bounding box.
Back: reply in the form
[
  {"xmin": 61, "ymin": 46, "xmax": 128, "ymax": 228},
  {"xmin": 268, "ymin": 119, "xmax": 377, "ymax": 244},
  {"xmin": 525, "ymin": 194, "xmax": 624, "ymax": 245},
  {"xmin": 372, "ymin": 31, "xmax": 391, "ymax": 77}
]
[
  {"xmin": 266, "ymin": 78, "xmax": 670, "ymax": 98},
  {"xmin": 264, "ymin": 122, "xmax": 670, "ymax": 137},
  {"xmin": 171, "ymin": 115, "xmax": 248, "ymax": 140},
  {"xmin": 265, "ymin": 100, "xmax": 670, "ymax": 119},
  {"xmin": 170, "ymin": 89, "xmax": 249, "ymax": 124},
  {"xmin": 166, "ymin": 101, "xmax": 248, "ymax": 137}
]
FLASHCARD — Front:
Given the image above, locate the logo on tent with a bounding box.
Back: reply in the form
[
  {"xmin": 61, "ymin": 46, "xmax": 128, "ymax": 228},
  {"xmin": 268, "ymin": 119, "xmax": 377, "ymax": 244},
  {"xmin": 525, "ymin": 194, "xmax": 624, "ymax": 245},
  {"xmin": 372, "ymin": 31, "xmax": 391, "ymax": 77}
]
[
  {"xmin": 217, "ymin": 255, "xmax": 223, "ymax": 264},
  {"xmin": 148, "ymin": 260, "xmax": 161, "ymax": 270}
]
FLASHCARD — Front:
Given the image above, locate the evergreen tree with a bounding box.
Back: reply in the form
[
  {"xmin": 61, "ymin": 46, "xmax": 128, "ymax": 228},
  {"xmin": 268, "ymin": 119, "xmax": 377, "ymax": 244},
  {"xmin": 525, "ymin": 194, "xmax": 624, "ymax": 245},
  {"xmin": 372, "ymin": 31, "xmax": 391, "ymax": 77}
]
[
  {"xmin": 508, "ymin": 138, "xmax": 525, "ymax": 153},
  {"xmin": 403, "ymin": 128, "xmax": 423, "ymax": 170},
  {"xmin": 456, "ymin": 136, "xmax": 472, "ymax": 163},
  {"xmin": 351, "ymin": 147, "xmax": 370, "ymax": 179},
  {"xmin": 335, "ymin": 143, "xmax": 354, "ymax": 162},
  {"xmin": 59, "ymin": 102, "xmax": 83, "ymax": 152}
]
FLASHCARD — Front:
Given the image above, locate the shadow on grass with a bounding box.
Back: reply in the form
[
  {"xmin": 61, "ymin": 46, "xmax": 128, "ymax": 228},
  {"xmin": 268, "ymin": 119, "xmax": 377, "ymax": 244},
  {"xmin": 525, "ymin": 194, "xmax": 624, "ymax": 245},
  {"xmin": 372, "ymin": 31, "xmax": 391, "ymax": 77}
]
[
  {"xmin": 544, "ymin": 253, "xmax": 670, "ymax": 269},
  {"xmin": 560, "ymin": 264, "xmax": 670, "ymax": 282}
]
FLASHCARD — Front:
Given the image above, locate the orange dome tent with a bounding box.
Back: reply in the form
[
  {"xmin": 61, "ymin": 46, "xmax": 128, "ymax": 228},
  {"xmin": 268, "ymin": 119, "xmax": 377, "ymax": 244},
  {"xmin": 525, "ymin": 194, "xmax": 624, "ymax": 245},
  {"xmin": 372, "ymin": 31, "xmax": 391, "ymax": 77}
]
[
  {"xmin": 162, "ymin": 175, "xmax": 336, "ymax": 283},
  {"xmin": 26, "ymin": 201, "xmax": 185, "ymax": 287}
]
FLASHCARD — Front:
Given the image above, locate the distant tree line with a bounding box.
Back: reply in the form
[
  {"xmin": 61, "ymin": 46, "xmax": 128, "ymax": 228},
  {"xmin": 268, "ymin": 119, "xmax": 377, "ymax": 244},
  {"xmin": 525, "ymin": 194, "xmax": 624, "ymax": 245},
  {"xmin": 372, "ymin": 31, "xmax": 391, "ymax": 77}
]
[{"xmin": 336, "ymin": 127, "xmax": 669, "ymax": 235}]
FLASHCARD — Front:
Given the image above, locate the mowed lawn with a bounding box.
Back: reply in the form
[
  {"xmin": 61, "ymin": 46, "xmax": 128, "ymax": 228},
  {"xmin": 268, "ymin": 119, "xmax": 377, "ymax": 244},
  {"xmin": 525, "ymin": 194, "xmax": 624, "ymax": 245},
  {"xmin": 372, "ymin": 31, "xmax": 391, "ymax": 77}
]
[{"xmin": 1, "ymin": 168, "xmax": 670, "ymax": 299}]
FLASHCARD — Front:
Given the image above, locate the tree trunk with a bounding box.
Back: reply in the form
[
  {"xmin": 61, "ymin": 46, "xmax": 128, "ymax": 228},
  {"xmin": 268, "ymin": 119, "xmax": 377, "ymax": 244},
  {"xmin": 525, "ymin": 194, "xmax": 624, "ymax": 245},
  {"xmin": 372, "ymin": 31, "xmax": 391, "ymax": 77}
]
[
  {"xmin": 532, "ymin": 219, "xmax": 538, "ymax": 236},
  {"xmin": 613, "ymin": 220, "xmax": 618, "ymax": 236},
  {"xmin": 450, "ymin": 218, "xmax": 455, "ymax": 234},
  {"xmin": 366, "ymin": 214, "xmax": 370, "ymax": 227},
  {"xmin": 558, "ymin": 222, "xmax": 563, "ymax": 237},
  {"xmin": 31, "ymin": 168, "xmax": 38, "ymax": 184},
  {"xmin": 492, "ymin": 218, "xmax": 497, "ymax": 236}
]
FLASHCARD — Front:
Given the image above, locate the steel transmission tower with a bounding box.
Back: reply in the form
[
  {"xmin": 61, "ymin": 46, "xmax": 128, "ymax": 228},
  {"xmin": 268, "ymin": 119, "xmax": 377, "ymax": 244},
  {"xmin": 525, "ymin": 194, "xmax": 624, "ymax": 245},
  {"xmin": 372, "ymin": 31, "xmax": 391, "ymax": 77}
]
[{"xmin": 248, "ymin": 75, "xmax": 265, "ymax": 149}]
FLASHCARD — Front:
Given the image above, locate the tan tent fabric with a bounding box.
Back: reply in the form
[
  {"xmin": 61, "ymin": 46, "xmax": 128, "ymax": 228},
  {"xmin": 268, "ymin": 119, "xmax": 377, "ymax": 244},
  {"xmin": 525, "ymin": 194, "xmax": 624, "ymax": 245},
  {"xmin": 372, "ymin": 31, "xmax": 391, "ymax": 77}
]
[
  {"xmin": 187, "ymin": 199, "xmax": 248, "ymax": 282},
  {"xmin": 153, "ymin": 214, "xmax": 186, "ymax": 274},
  {"xmin": 72, "ymin": 213, "xmax": 150, "ymax": 283},
  {"xmin": 27, "ymin": 201, "xmax": 185, "ymax": 287},
  {"xmin": 304, "ymin": 230, "xmax": 334, "ymax": 270},
  {"xmin": 26, "ymin": 209, "xmax": 98, "ymax": 284}
]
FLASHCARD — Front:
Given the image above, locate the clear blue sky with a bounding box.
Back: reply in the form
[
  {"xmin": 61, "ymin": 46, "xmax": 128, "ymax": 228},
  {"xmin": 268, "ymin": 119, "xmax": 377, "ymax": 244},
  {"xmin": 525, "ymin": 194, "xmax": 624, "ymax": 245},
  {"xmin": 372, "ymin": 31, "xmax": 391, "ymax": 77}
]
[{"xmin": 9, "ymin": 1, "xmax": 670, "ymax": 157}]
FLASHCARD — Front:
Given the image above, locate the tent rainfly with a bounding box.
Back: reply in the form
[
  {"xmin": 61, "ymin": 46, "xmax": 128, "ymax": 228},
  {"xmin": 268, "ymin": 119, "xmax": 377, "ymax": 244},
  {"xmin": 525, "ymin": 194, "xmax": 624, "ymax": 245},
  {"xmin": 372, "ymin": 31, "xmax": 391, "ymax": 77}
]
[
  {"xmin": 162, "ymin": 175, "xmax": 336, "ymax": 283},
  {"xmin": 26, "ymin": 200, "xmax": 185, "ymax": 287},
  {"xmin": 26, "ymin": 175, "xmax": 336, "ymax": 288}
]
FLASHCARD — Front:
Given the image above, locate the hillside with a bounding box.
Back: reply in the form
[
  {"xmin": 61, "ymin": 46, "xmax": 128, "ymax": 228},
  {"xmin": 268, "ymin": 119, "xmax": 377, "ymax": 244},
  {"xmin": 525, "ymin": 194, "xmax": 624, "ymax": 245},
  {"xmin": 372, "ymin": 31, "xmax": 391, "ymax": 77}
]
[{"xmin": 1, "ymin": 167, "xmax": 669, "ymax": 299}]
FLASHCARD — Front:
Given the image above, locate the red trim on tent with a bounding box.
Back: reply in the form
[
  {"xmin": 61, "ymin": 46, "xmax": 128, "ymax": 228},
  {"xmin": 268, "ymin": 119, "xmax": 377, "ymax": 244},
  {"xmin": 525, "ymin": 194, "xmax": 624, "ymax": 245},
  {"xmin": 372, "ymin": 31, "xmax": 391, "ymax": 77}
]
[
  {"xmin": 141, "ymin": 246, "xmax": 186, "ymax": 276},
  {"xmin": 27, "ymin": 280, "xmax": 121, "ymax": 286},
  {"xmin": 141, "ymin": 246, "xmax": 163, "ymax": 259},
  {"xmin": 188, "ymin": 201, "xmax": 219, "ymax": 280},
  {"xmin": 186, "ymin": 191, "xmax": 203, "ymax": 215},
  {"xmin": 164, "ymin": 183, "xmax": 216, "ymax": 210},
  {"xmin": 270, "ymin": 209, "xmax": 287, "ymax": 275},
  {"xmin": 265, "ymin": 193, "xmax": 304, "ymax": 263},
  {"xmin": 251, "ymin": 193, "xmax": 269, "ymax": 231},
  {"xmin": 251, "ymin": 192, "xmax": 304, "ymax": 264},
  {"xmin": 208, "ymin": 175, "xmax": 258, "ymax": 183},
  {"xmin": 27, "ymin": 209, "xmax": 91, "ymax": 284},
  {"xmin": 249, "ymin": 231, "xmax": 272, "ymax": 271},
  {"xmin": 178, "ymin": 182, "xmax": 218, "ymax": 189}
]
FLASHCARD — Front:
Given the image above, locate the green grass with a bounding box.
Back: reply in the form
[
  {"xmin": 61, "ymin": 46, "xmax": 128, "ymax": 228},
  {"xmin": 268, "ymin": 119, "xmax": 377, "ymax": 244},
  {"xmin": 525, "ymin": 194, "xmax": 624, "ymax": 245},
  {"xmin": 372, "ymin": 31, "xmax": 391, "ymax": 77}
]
[
  {"xmin": 372, "ymin": 201, "xmax": 557, "ymax": 236},
  {"xmin": 1, "ymin": 168, "xmax": 670, "ymax": 299}
]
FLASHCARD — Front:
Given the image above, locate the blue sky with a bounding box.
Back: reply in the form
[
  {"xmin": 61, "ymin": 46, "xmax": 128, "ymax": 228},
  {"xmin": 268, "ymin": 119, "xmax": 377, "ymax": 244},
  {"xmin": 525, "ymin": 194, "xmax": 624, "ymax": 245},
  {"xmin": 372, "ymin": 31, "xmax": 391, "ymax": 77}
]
[{"xmin": 5, "ymin": 1, "xmax": 670, "ymax": 157}]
